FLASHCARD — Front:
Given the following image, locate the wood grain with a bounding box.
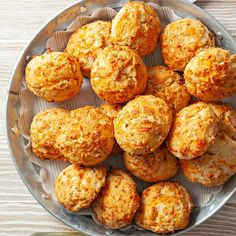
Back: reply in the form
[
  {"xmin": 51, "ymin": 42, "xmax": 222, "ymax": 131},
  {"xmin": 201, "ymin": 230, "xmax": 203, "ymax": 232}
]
[{"xmin": 1, "ymin": 0, "xmax": 236, "ymax": 235}]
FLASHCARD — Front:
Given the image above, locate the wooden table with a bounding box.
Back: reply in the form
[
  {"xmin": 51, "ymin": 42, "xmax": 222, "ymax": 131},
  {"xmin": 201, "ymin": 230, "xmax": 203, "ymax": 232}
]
[{"xmin": 1, "ymin": 0, "xmax": 236, "ymax": 235}]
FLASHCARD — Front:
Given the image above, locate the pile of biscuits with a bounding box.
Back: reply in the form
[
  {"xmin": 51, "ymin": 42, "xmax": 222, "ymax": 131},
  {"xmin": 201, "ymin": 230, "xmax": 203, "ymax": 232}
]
[{"xmin": 26, "ymin": 1, "xmax": 236, "ymax": 234}]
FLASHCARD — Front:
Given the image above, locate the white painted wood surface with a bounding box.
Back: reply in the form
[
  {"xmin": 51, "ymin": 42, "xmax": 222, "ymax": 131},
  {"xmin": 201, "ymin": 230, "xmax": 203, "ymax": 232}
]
[{"xmin": 0, "ymin": 0, "xmax": 236, "ymax": 235}]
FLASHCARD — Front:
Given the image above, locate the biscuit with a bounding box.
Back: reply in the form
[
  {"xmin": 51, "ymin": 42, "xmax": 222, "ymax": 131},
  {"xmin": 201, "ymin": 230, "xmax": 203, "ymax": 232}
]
[
  {"xmin": 166, "ymin": 102, "xmax": 219, "ymax": 159},
  {"xmin": 55, "ymin": 164, "xmax": 106, "ymax": 212},
  {"xmin": 66, "ymin": 20, "xmax": 111, "ymax": 78},
  {"xmin": 180, "ymin": 103, "xmax": 236, "ymax": 186},
  {"xmin": 145, "ymin": 66, "xmax": 191, "ymax": 114},
  {"xmin": 99, "ymin": 103, "xmax": 123, "ymax": 121},
  {"xmin": 99, "ymin": 103, "xmax": 123, "ymax": 155},
  {"xmin": 210, "ymin": 103, "xmax": 236, "ymax": 140},
  {"xmin": 184, "ymin": 47, "xmax": 236, "ymax": 101},
  {"xmin": 56, "ymin": 106, "xmax": 115, "ymax": 166},
  {"xmin": 180, "ymin": 132, "xmax": 236, "ymax": 186},
  {"xmin": 161, "ymin": 18, "xmax": 215, "ymax": 71},
  {"xmin": 91, "ymin": 45, "xmax": 147, "ymax": 104},
  {"xmin": 111, "ymin": 1, "xmax": 161, "ymax": 56},
  {"xmin": 114, "ymin": 95, "xmax": 172, "ymax": 155},
  {"xmin": 25, "ymin": 51, "xmax": 83, "ymax": 102},
  {"xmin": 30, "ymin": 108, "xmax": 68, "ymax": 160},
  {"xmin": 124, "ymin": 145, "xmax": 178, "ymax": 182},
  {"xmin": 92, "ymin": 169, "xmax": 140, "ymax": 229},
  {"xmin": 135, "ymin": 182, "xmax": 193, "ymax": 234}
]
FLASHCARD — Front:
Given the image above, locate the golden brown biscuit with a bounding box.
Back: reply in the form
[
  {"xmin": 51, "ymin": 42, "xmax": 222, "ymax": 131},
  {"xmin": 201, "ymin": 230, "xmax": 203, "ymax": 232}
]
[
  {"xmin": 166, "ymin": 102, "xmax": 219, "ymax": 160},
  {"xmin": 230, "ymin": 53, "xmax": 236, "ymax": 87},
  {"xmin": 30, "ymin": 108, "xmax": 68, "ymax": 160},
  {"xmin": 55, "ymin": 164, "xmax": 106, "ymax": 212},
  {"xmin": 184, "ymin": 47, "xmax": 236, "ymax": 101},
  {"xmin": 25, "ymin": 51, "xmax": 83, "ymax": 102},
  {"xmin": 92, "ymin": 169, "xmax": 140, "ymax": 229},
  {"xmin": 180, "ymin": 132, "xmax": 236, "ymax": 186},
  {"xmin": 99, "ymin": 103, "xmax": 123, "ymax": 121},
  {"xmin": 111, "ymin": 1, "xmax": 161, "ymax": 56},
  {"xmin": 124, "ymin": 145, "xmax": 179, "ymax": 182},
  {"xmin": 161, "ymin": 18, "xmax": 215, "ymax": 71},
  {"xmin": 209, "ymin": 103, "xmax": 236, "ymax": 140},
  {"xmin": 91, "ymin": 45, "xmax": 147, "ymax": 104},
  {"xmin": 114, "ymin": 95, "xmax": 172, "ymax": 155},
  {"xmin": 135, "ymin": 182, "xmax": 193, "ymax": 234},
  {"xmin": 181, "ymin": 103, "xmax": 236, "ymax": 186},
  {"xmin": 145, "ymin": 66, "xmax": 191, "ymax": 114},
  {"xmin": 66, "ymin": 20, "xmax": 111, "ymax": 78},
  {"xmin": 56, "ymin": 106, "xmax": 115, "ymax": 166},
  {"xmin": 99, "ymin": 103, "xmax": 123, "ymax": 155}
]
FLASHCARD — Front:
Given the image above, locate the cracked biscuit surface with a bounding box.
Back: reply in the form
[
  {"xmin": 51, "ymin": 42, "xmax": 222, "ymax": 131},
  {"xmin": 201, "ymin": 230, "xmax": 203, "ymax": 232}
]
[
  {"xmin": 161, "ymin": 18, "xmax": 215, "ymax": 71},
  {"xmin": 180, "ymin": 104, "xmax": 236, "ymax": 186},
  {"xmin": 145, "ymin": 66, "xmax": 191, "ymax": 114},
  {"xmin": 111, "ymin": 1, "xmax": 161, "ymax": 56},
  {"xmin": 135, "ymin": 182, "xmax": 193, "ymax": 234},
  {"xmin": 99, "ymin": 103, "xmax": 123, "ymax": 121},
  {"xmin": 209, "ymin": 103, "xmax": 236, "ymax": 141},
  {"xmin": 124, "ymin": 145, "xmax": 179, "ymax": 182},
  {"xmin": 55, "ymin": 164, "xmax": 106, "ymax": 212},
  {"xmin": 184, "ymin": 47, "xmax": 236, "ymax": 101},
  {"xmin": 56, "ymin": 106, "xmax": 115, "ymax": 166},
  {"xmin": 66, "ymin": 20, "xmax": 111, "ymax": 78},
  {"xmin": 180, "ymin": 132, "xmax": 236, "ymax": 186},
  {"xmin": 91, "ymin": 45, "xmax": 147, "ymax": 104},
  {"xmin": 30, "ymin": 107, "xmax": 68, "ymax": 160},
  {"xmin": 114, "ymin": 95, "xmax": 172, "ymax": 155},
  {"xmin": 92, "ymin": 169, "xmax": 140, "ymax": 229},
  {"xmin": 166, "ymin": 102, "xmax": 219, "ymax": 160},
  {"xmin": 25, "ymin": 51, "xmax": 83, "ymax": 102}
]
